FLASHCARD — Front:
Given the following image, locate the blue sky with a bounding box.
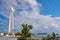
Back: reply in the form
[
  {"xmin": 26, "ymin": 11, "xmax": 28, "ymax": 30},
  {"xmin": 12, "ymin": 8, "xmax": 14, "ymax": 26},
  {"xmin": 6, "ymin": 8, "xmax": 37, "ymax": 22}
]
[
  {"xmin": 37, "ymin": 0, "xmax": 60, "ymax": 17},
  {"xmin": 0, "ymin": 0, "xmax": 60, "ymax": 34}
]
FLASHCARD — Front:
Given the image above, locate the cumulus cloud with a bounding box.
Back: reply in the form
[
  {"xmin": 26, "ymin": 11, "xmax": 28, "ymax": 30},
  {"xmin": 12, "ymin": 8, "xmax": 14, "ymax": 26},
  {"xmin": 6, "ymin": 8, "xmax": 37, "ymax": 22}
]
[{"xmin": 0, "ymin": 0, "xmax": 60, "ymax": 33}]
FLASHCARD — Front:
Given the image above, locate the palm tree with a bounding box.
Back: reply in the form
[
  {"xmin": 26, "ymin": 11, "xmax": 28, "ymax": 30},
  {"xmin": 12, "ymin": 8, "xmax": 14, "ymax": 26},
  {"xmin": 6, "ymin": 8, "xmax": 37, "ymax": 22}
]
[
  {"xmin": 42, "ymin": 32, "xmax": 59, "ymax": 40},
  {"xmin": 51, "ymin": 32, "xmax": 59, "ymax": 40},
  {"xmin": 21, "ymin": 23, "xmax": 33, "ymax": 40}
]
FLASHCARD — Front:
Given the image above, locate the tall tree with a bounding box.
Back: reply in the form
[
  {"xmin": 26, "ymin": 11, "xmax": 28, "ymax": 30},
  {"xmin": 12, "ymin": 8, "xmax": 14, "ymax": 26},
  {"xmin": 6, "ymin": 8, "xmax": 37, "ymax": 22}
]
[
  {"xmin": 21, "ymin": 23, "xmax": 33, "ymax": 40},
  {"xmin": 51, "ymin": 32, "xmax": 58, "ymax": 40}
]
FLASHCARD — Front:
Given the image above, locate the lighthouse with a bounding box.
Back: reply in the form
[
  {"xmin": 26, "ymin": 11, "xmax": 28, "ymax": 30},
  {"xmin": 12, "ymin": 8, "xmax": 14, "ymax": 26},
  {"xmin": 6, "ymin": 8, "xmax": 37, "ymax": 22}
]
[{"xmin": 8, "ymin": 7, "xmax": 15, "ymax": 36}]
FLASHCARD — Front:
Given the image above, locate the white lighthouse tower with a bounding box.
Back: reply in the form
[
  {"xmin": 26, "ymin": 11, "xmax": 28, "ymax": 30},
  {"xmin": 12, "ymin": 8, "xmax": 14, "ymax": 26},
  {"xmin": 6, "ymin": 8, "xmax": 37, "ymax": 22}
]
[{"xmin": 7, "ymin": 7, "xmax": 15, "ymax": 36}]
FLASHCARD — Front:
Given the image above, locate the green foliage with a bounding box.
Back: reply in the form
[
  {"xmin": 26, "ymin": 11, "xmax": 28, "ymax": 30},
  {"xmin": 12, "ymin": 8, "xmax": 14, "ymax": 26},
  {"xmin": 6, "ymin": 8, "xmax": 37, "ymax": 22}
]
[
  {"xmin": 42, "ymin": 37, "xmax": 46, "ymax": 40},
  {"xmin": 42, "ymin": 34, "xmax": 51, "ymax": 40},
  {"xmin": 42, "ymin": 32, "xmax": 59, "ymax": 40},
  {"xmin": 51, "ymin": 32, "xmax": 56, "ymax": 40},
  {"xmin": 17, "ymin": 23, "xmax": 33, "ymax": 40},
  {"xmin": 51, "ymin": 32, "xmax": 59, "ymax": 40},
  {"xmin": 46, "ymin": 34, "xmax": 51, "ymax": 40},
  {"xmin": 21, "ymin": 23, "xmax": 33, "ymax": 40},
  {"xmin": 15, "ymin": 32, "xmax": 21, "ymax": 36},
  {"xmin": 17, "ymin": 37, "xmax": 25, "ymax": 40}
]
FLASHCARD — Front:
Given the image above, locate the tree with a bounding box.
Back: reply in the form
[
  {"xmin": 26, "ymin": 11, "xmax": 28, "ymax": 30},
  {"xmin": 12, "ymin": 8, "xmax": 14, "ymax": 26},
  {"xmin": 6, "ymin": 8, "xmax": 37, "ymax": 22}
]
[
  {"xmin": 51, "ymin": 32, "xmax": 59, "ymax": 40},
  {"xmin": 20, "ymin": 23, "xmax": 33, "ymax": 40},
  {"xmin": 42, "ymin": 32, "xmax": 59, "ymax": 40}
]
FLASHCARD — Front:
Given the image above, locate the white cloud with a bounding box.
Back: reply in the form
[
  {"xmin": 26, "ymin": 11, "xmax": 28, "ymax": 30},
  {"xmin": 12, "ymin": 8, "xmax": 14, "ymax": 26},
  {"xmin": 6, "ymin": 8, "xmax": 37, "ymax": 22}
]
[{"xmin": 0, "ymin": 0, "xmax": 60, "ymax": 33}]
